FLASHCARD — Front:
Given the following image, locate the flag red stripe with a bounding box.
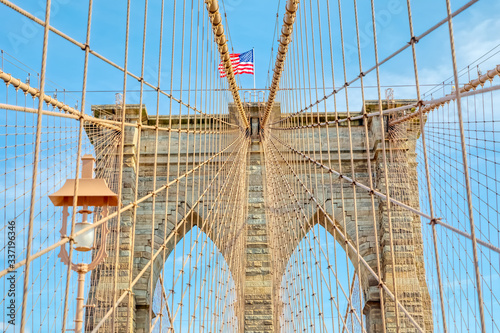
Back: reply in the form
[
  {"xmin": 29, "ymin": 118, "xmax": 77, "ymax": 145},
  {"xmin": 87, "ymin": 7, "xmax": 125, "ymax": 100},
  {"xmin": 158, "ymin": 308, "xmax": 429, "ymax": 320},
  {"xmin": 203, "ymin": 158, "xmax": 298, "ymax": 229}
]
[{"xmin": 218, "ymin": 51, "xmax": 254, "ymax": 78}]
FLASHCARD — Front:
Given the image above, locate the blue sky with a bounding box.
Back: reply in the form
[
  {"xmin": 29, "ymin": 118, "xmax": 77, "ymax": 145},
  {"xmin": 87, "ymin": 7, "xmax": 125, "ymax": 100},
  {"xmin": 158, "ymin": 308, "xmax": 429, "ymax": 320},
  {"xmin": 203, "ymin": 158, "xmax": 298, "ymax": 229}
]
[{"xmin": 0, "ymin": 0, "xmax": 499, "ymax": 113}]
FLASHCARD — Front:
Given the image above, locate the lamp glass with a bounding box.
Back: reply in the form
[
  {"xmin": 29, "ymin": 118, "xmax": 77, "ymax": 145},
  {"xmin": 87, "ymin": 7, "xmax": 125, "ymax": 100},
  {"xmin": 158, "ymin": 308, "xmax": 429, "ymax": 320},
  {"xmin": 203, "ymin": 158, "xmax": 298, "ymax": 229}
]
[{"xmin": 74, "ymin": 222, "xmax": 94, "ymax": 252}]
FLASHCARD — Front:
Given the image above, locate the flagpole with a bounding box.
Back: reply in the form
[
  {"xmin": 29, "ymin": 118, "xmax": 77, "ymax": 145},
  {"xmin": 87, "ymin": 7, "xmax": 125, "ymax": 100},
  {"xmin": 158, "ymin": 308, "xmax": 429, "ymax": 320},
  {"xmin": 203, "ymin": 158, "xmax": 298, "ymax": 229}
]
[{"xmin": 253, "ymin": 47, "xmax": 256, "ymax": 102}]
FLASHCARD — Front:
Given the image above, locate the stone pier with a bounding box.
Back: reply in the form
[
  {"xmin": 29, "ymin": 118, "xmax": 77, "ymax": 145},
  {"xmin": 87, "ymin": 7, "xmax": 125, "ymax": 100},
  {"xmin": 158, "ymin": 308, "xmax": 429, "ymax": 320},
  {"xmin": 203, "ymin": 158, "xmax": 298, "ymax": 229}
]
[{"xmin": 244, "ymin": 138, "xmax": 274, "ymax": 332}]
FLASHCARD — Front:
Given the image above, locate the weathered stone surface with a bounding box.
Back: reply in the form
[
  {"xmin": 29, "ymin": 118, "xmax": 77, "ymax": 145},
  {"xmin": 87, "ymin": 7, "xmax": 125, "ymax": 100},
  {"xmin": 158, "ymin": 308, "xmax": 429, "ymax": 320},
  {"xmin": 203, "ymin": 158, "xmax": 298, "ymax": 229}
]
[{"xmin": 244, "ymin": 136, "xmax": 274, "ymax": 332}]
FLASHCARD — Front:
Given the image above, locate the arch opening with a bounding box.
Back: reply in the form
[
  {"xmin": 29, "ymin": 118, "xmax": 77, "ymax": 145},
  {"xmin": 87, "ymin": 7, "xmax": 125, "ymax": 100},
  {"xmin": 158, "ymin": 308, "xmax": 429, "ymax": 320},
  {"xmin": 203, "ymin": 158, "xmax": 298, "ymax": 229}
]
[
  {"xmin": 278, "ymin": 222, "xmax": 365, "ymax": 332},
  {"xmin": 149, "ymin": 225, "xmax": 240, "ymax": 332}
]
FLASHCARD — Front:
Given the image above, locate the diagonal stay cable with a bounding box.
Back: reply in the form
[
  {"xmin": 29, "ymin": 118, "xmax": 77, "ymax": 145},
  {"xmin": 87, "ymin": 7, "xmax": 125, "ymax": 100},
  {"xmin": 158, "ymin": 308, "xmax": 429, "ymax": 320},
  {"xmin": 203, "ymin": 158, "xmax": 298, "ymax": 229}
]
[
  {"xmin": 264, "ymin": 140, "xmax": 364, "ymax": 332},
  {"xmin": 266, "ymin": 134, "xmax": 426, "ymax": 333},
  {"xmin": 268, "ymin": 131, "xmax": 500, "ymax": 255},
  {"xmin": 0, "ymin": 0, "xmax": 238, "ymax": 128},
  {"xmin": 270, "ymin": 0, "xmax": 479, "ymax": 126},
  {"xmin": 91, "ymin": 135, "xmax": 247, "ymax": 332},
  {"xmin": 0, "ymin": 135, "xmax": 245, "ymax": 280}
]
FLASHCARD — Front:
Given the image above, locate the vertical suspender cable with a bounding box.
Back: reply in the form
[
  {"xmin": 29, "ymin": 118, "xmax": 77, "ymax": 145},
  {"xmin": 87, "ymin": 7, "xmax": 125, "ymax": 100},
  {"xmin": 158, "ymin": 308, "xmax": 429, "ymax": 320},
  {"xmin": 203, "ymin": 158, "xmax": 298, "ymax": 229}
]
[
  {"xmin": 404, "ymin": 0, "xmax": 448, "ymax": 331},
  {"xmin": 20, "ymin": 1, "xmax": 52, "ymax": 332},
  {"xmin": 444, "ymin": 0, "xmax": 486, "ymax": 331},
  {"xmin": 111, "ymin": 0, "xmax": 132, "ymax": 330}
]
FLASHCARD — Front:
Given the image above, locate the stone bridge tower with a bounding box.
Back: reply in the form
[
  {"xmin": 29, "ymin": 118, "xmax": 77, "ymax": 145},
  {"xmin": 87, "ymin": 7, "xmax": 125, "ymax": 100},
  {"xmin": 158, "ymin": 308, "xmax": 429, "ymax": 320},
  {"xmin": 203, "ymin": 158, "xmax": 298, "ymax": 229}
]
[{"xmin": 85, "ymin": 101, "xmax": 432, "ymax": 332}]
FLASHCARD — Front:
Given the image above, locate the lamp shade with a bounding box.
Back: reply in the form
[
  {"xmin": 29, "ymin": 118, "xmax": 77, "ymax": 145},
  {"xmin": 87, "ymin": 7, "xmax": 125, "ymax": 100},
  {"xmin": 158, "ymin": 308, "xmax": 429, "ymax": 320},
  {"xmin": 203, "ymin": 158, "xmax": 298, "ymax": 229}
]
[
  {"xmin": 73, "ymin": 222, "xmax": 94, "ymax": 252},
  {"xmin": 48, "ymin": 179, "xmax": 118, "ymax": 207}
]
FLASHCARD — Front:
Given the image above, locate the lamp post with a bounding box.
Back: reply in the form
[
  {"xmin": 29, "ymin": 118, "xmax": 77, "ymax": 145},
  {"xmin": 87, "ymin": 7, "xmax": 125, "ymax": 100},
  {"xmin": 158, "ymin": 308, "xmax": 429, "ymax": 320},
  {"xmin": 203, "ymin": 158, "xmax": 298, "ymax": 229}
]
[{"xmin": 49, "ymin": 155, "xmax": 118, "ymax": 333}]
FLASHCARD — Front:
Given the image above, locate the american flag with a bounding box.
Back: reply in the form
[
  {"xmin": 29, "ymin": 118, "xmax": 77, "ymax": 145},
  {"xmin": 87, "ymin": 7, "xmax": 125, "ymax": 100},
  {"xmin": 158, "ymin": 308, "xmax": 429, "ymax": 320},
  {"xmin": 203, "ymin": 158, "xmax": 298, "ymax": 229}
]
[{"xmin": 218, "ymin": 49, "xmax": 254, "ymax": 78}]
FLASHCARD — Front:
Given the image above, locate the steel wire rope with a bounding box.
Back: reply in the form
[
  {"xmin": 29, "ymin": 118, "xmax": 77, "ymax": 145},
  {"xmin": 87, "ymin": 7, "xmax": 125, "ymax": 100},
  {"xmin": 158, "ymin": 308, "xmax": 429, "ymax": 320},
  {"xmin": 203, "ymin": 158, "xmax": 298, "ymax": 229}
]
[
  {"xmin": 266, "ymin": 52, "xmax": 364, "ymax": 330},
  {"xmin": 350, "ymin": 0, "xmax": 389, "ymax": 329},
  {"xmin": 90, "ymin": 136, "xmax": 246, "ymax": 332},
  {"xmin": 444, "ymin": 3, "xmax": 487, "ymax": 327},
  {"xmin": 19, "ymin": 1, "xmax": 52, "ymax": 331},
  {"xmin": 269, "ymin": 122, "xmax": 500, "ymax": 255},
  {"xmin": 151, "ymin": 138, "xmax": 246, "ymax": 331},
  {"xmin": 312, "ymin": 0, "xmax": 343, "ymax": 328},
  {"xmin": 333, "ymin": 0, "xmax": 366, "ymax": 327},
  {"xmin": 264, "ymin": 133, "xmax": 373, "ymax": 332},
  {"xmin": 269, "ymin": 0, "xmax": 480, "ymax": 126},
  {"xmin": 0, "ymin": 133, "xmax": 243, "ymax": 282},
  {"xmin": 267, "ymin": 134, "xmax": 426, "ymax": 332}
]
